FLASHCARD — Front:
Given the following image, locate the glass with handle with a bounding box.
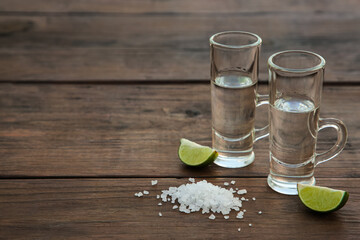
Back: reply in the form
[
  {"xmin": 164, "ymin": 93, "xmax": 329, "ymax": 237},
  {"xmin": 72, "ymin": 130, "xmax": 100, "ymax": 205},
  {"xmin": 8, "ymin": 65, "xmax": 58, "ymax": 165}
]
[
  {"xmin": 210, "ymin": 31, "xmax": 269, "ymax": 168},
  {"xmin": 267, "ymin": 50, "xmax": 348, "ymax": 195}
]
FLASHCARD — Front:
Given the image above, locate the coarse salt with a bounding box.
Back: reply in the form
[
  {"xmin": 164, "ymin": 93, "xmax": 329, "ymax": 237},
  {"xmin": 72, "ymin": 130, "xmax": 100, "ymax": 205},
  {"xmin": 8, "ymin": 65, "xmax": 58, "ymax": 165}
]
[
  {"xmin": 231, "ymin": 180, "xmax": 236, "ymax": 185},
  {"xmin": 236, "ymin": 211, "xmax": 244, "ymax": 219},
  {"xmin": 151, "ymin": 180, "xmax": 158, "ymax": 186},
  {"xmin": 134, "ymin": 192, "xmax": 143, "ymax": 197},
  {"xmin": 160, "ymin": 180, "xmax": 243, "ymax": 215},
  {"xmin": 209, "ymin": 214, "xmax": 216, "ymax": 220},
  {"xmin": 237, "ymin": 189, "xmax": 247, "ymax": 195},
  {"xmin": 143, "ymin": 190, "xmax": 149, "ymax": 195}
]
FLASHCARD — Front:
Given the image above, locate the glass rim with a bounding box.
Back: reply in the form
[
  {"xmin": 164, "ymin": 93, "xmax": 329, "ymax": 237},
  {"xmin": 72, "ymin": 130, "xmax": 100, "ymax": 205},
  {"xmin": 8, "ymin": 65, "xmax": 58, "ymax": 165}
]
[
  {"xmin": 209, "ymin": 31, "xmax": 262, "ymax": 49},
  {"xmin": 268, "ymin": 50, "xmax": 326, "ymax": 73}
]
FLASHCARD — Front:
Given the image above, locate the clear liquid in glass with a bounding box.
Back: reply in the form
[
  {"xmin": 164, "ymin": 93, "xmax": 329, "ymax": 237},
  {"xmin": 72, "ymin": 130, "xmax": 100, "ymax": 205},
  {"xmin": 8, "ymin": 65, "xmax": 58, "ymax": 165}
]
[
  {"xmin": 268, "ymin": 97, "xmax": 319, "ymax": 195},
  {"xmin": 211, "ymin": 72, "xmax": 256, "ymax": 168}
]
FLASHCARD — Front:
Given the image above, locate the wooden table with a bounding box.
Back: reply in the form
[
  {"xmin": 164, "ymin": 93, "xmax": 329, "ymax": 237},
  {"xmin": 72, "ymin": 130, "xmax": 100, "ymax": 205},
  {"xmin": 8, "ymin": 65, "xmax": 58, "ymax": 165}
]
[{"xmin": 0, "ymin": 1, "xmax": 359, "ymax": 239}]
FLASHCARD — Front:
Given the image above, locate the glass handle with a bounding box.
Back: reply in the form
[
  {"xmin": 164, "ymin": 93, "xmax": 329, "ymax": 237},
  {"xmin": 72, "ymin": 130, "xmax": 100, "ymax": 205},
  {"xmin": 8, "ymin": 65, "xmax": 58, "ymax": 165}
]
[
  {"xmin": 254, "ymin": 94, "xmax": 269, "ymax": 142},
  {"xmin": 315, "ymin": 118, "xmax": 348, "ymax": 166}
]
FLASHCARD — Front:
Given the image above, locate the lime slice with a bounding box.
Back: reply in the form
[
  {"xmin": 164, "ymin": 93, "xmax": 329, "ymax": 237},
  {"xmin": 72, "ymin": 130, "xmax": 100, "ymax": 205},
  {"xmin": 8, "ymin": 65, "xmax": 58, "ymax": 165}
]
[
  {"xmin": 178, "ymin": 138, "xmax": 218, "ymax": 167},
  {"xmin": 297, "ymin": 184, "xmax": 349, "ymax": 212}
]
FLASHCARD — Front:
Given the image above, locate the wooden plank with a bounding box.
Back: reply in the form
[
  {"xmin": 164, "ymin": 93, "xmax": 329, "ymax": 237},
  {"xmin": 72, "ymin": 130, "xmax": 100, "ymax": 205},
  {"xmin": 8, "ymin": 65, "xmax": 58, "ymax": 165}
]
[
  {"xmin": 0, "ymin": 83, "xmax": 358, "ymax": 178},
  {"xmin": 0, "ymin": 48, "xmax": 207, "ymax": 82},
  {"xmin": 0, "ymin": 10, "xmax": 359, "ymax": 81},
  {"xmin": 0, "ymin": 0, "xmax": 359, "ymax": 14},
  {"xmin": 0, "ymin": 178, "xmax": 359, "ymax": 239}
]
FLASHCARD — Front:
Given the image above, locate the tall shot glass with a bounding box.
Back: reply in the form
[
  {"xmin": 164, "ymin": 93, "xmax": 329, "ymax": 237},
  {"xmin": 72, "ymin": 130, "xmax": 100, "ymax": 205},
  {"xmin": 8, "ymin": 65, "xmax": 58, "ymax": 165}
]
[
  {"xmin": 210, "ymin": 31, "xmax": 269, "ymax": 168},
  {"xmin": 267, "ymin": 50, "xmax": 348, "ymax": 195}
]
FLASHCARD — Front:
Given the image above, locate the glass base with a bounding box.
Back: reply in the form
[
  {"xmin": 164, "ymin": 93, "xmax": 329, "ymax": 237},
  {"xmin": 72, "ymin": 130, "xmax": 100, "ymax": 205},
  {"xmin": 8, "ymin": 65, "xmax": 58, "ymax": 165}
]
[
  {"xmin": 267, "ymin": 174, "xmax": 316, "ymax": 195},
  {"xmin": 214, "ymin": 151, "xmax": 254, "ymax": 168}
]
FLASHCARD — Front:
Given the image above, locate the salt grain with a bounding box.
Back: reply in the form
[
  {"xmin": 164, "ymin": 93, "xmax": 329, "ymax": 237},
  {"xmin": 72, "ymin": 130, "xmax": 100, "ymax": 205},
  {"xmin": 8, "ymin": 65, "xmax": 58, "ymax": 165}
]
[
  {"xmin": 188, "ymin": 178, "xmax": 195, "ymax": 183},
  {"xmin": 173, "ymin": 205, "xmax": 178, "ymax": 209},
  {"xmin": 237, "ymin": 189, "xmax": 247, "ymax": 195},
  {"xmin": 258, "ymin": 211, "xmax": 262, "ymax": 215},
  {"xmin": 224, "ymin": 182, "xmax": 229, "ymax": 186},
  {"xmin": 209, "ymin": 214, "xmax": 216, "ymax": 220},
  {"xmin": 224, "ymin": 215, "xmax": 229, "ymax": 219},
  {"xmin": 241, "ymin": 197, "xmax": 246, "ymax": 201},
  {"xmin": 143, "ymin": 190, "xmax": 149, "ymax": 195},
  {"xmin": 158, "ymin": 203, "xmax": 162, "ymax": 206},
  {"xmin": 238, "ymin": 228, "xmax": 241, "ymax": 232},
  {"xmin": 156, "ymin": 195, "xmax": 160, "ymax": 199},
  {"xmin": 252, "ymin": 197, "xmax": 256, "ymax": 201},
  {"xmin": 236, "ymin": 211, "xmax": 244, "ymax": 219},
  {"xmin": 151, "ymin": 180, "xmax": 158, "ymax": 186},
  {"xmin": 135, "ymin": 192, "xmax": 143, "ymax": 197},
  {"xmin": 159, "ymin": 212, "xmax": 162, "ymax": 217},
  {"xmin": 249, "ymin": 223, "xmax": 252, "ymax": 227},
  {"xmin": 243, "ymin": 209, "xmax": 246, "ymax": 212},
  {"xmin": 231, "ymin": 180, "xmax": 236, "ymax": 185}
]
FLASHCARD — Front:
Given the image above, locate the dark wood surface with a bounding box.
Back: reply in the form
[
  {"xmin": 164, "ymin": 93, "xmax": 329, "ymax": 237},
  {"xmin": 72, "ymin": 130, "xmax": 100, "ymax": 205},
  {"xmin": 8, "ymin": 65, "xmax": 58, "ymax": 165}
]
[
  {"xmin": 0, "ymin": 178, "xmax": 359, "ymax": 240},
  {"xmin": 0, "ymin": 84, "xmax": 359, "ymax": 178},
  {"xmin": 0, "ymin": 0, "xmax": 359, "ymax": 82},
  {"xmin": 0, "ymin": 1, "xmax": 359, "ymax": 239}
]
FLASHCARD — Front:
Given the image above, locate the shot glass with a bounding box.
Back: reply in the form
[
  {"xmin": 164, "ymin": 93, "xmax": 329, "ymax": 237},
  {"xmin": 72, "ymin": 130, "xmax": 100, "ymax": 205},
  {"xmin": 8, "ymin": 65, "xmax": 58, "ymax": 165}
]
[
  {"xmin": 210, "ymin": 31, "xmax": 269, "ymax": 168},
  {"xmin": 267, "ymin": 50, "xmax": 348, "ymax": 195}
]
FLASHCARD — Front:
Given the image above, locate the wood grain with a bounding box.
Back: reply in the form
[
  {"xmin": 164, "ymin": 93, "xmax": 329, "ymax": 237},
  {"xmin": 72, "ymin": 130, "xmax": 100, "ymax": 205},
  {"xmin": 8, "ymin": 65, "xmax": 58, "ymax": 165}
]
[
  {"xmin": 1, "ymin": 0, "xmax": 359, "ymax": 14},
  {"xmin": 0, "ymin": 2, "xmax": 359, "ymax": 82},
  {"xmin": 0, "ymin": 83, "xmax": 358, "ymax": 178},
  {"xmin": 0, "ymin": 178, "xmax": 359, "ymax": 239},
  {"xmin": 0, "ymin": 2, "xmax": 358, "ymax": 239}
]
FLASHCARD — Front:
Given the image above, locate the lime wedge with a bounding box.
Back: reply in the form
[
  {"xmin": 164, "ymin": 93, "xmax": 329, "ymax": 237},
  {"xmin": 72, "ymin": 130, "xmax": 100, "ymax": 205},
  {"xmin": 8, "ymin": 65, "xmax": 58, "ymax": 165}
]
[
  {"xmin": 297, "ymin": 184, "xmax": 349, "ymax": 212},
  {"xmin": 178, "ymin": 138, "xmax": 218, "ymax": 167}
]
